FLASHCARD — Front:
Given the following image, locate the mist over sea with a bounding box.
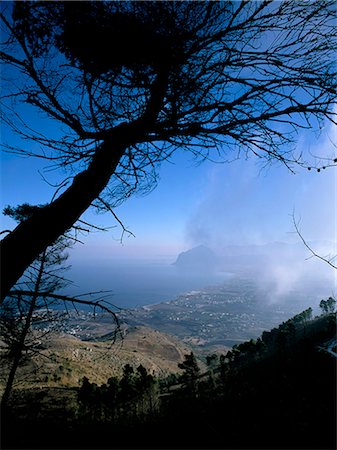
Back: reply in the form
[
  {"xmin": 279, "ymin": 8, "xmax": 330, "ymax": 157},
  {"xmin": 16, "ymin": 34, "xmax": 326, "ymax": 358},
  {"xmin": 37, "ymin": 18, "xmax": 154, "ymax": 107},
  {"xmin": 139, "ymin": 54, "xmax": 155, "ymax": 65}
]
[
  {"xmin": 63, "ymin": 241, "xmax": 335, "ymax": 313},
  {"xmin": 66, "ymin": 259, "xmax": 229, "ymax": 308}
]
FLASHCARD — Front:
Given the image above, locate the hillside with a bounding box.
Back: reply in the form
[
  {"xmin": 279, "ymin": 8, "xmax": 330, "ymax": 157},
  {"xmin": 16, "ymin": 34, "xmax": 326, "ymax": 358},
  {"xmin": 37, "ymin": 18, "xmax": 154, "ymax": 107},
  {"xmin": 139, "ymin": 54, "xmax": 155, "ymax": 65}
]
[
  {"xmin": 2, "ymin": 311, "xmax": 335, "ymax": 449},
  {"xmin": 0, "ymin": 325, "xmax": 195, "ymax": 393}
]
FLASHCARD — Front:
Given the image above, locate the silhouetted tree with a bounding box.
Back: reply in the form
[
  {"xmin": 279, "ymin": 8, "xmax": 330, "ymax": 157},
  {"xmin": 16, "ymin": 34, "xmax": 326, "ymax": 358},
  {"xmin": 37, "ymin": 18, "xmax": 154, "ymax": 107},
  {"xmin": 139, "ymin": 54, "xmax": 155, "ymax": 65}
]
[
  {"xmin": 158, "ymin": 372, "xmax": 179, "ymax": 394},
  {"xmin": 319, "ymin": 297, "xmax": 336, "ymax": 315},
  {"xmin": 134, "ymin": 364, "xmax": 158, "ymax": 416},
  {"xmin": 326, "ymin": 298, "xmax": 336, "ymax": 313},
  {"xmin": 219, "ymin": 354, "xmax": 229, "ymax": 380},
  {"xmin": 78, "ymin": 376, "xmax": 95, "ymax": 407},
  {"xmin": 78, "ymin": 376, "xmax": 103, "ymax": 420},
  {"xmin": 1, "ymin": 1, "xmax": 336, "ymax": 300},
  {"xmin": 106, "ymin": 376, "xmax": 120, "ymax": 405},
  {"xmin": 77, "ymin": 364, "xmax": 158, "ymax": 423},
  {"xmin": 0, "ymin": 204, "xmax": 122, "ymax": 410},
  {"xmin": 178, "ymin": 352, "xmax": 200, "ymax": 396},
  {"xmin": 0, "ymin": 206, "xmax": 72, "ymax": 410},
  {"xmin": 206, "ymin": 354, "xmax": 218, "ymax": 369},
  {"xmin": 119, "ymin": 364, "xmax": 137, "ymax": 413},
  {"xmin": 301, "ymin": 307, "xmax": 313, "ymax": 324}
]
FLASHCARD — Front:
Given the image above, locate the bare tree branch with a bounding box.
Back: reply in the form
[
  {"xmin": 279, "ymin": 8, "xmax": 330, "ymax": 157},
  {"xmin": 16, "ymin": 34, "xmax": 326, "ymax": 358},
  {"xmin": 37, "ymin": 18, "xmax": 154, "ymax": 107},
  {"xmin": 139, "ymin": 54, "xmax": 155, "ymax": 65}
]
[
  {"xmin": 1, "ymin": 1, "xmax": 336, "ymax": 299},
  {"xmin": 97, "ymin": 196, "xmax": 135, "ymax": 242},
  {"xmin": 8, "ymin": 290, "xmax": 122, "ymax": 336},
  {"xmin": 292, "ymin": 214, "xmax": 337, "ymax": 270}
]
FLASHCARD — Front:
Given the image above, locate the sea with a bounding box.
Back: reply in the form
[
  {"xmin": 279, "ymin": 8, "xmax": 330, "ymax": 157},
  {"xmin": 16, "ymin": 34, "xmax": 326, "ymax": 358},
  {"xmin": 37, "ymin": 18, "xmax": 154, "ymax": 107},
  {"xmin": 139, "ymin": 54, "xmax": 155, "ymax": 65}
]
[{"xmin": 66, "ymin": 259, "xmax": 229, "ymax": 309}]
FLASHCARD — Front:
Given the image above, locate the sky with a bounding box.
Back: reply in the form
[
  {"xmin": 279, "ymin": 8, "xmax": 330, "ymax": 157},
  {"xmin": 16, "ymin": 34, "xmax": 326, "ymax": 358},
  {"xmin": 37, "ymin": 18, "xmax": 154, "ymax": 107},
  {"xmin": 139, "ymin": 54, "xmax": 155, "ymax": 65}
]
[
  {"xmin": 0, "ymin": 0, "xmax": 336, "ymax": 306},
  {"xmin": 2, "ymin": 126, "xmax": 336, "ymax": 308},
  {"xmin": 1, "ymin": 117, "xmax": 336, "ymax": 264}
]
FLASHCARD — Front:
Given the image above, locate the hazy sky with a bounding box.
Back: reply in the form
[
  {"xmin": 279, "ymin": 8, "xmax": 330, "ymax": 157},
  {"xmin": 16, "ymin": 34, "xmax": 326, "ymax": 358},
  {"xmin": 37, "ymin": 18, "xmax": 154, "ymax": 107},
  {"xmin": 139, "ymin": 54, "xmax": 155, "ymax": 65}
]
[
  {"xmin": 1, "ymin": 64, "xmax": 336, "ymax": 308},
  {"xmin": 1, "ymin": 116, "xmax": 336, "ymax": 264},
  {"xmin": 0, "ymin": 0, "xmax": 336, "ymax": 265}
]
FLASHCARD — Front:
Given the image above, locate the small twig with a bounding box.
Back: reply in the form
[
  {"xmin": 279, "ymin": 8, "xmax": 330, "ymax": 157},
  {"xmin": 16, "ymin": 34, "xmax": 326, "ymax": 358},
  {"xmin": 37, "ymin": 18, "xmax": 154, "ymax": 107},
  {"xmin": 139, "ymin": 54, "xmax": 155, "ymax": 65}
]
[
  {"xmin": 77, "ymin": 219, "xmax": 112, "ymax": 232},
  {"xmin": 292, "ymin": 214, "xmax": 337, "ymax": 270},
  {"xmin": 97, "ymin": 196, "xmax": 135, "ymax": 242}
]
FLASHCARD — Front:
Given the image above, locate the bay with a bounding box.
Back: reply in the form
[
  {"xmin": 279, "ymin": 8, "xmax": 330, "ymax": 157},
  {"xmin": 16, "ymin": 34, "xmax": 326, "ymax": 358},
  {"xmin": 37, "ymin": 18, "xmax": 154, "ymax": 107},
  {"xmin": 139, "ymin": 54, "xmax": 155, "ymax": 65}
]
[{"xmin": 66, "ymin": 259, "xmax": 229, "ymax": 308}]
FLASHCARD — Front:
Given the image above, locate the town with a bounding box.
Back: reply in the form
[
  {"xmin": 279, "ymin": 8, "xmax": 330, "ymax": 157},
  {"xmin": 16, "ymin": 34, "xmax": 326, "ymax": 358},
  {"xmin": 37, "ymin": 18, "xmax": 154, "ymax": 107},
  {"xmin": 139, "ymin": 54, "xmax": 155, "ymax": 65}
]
[{"xmin": 45, "ymin": 276, "xmax": 318, "ymax": 352}]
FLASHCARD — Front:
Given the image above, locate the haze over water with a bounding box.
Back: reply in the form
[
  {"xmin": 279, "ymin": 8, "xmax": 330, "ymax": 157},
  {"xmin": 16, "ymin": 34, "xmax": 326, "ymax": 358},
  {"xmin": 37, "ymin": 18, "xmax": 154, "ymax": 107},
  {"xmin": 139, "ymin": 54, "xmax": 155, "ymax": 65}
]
[
  {"xmin": 66, "ymin": 239, "xmax": 335, "ymax": 313},
  {"xmin": 67, "ymin": 258, "xmax": 228, "ymax": 308}
]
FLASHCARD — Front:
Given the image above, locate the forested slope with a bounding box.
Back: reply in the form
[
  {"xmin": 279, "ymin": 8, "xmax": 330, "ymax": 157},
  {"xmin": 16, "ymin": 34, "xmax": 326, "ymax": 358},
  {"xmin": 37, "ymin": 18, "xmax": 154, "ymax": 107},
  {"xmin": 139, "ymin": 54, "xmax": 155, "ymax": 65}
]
[{"xmin": 2, "ymin": 311, "xmax": 336, "ymax": 449}]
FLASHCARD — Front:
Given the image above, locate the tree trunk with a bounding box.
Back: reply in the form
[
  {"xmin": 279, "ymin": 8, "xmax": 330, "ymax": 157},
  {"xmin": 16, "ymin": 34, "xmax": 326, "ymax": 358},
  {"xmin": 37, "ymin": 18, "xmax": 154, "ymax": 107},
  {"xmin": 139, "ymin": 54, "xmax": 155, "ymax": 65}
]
[
  {"xmin": 0, "ymin": 131, "xmax": 131, "ymax": 302},
  {"xmin": 1, "ymin": 252, "xmax": 45, "ymax": 410},
  {"xmin": 0, "ymin": 68, "xmax": 170, "ymax": 302}
]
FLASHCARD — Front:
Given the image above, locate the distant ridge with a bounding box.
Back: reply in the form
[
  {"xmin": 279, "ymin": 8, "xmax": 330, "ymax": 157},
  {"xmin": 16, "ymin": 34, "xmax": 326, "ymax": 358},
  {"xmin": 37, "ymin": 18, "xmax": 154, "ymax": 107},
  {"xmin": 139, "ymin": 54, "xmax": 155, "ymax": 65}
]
[
  {"xmin": 173, "ymin": 240, "xmax": 336, "ymax": 271},
  {"xmin": 173, "ymin": 245, "xmax": 218, "ymax": 270}
]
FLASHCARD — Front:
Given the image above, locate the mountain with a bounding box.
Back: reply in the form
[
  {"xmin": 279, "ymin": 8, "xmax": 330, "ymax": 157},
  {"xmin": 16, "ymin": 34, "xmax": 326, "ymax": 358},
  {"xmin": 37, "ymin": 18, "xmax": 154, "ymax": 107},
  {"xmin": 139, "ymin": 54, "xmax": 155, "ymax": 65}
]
[
  {"xmin": 173, "ymin": 245, "xmax": 218, "ymax": 270},
  {"xmin": 173, "ymin": 242, "xmax": 335, "ymax": 293}
]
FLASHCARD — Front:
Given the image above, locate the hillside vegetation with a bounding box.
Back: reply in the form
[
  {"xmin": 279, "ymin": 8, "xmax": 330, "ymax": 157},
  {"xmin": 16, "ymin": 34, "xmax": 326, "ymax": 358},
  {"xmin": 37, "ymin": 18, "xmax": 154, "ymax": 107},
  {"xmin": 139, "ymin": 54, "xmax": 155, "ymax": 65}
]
[
  {"xmin": 0, "ymin": 325, "xmax": 194, "ymax": 392},
  {"xmin": 2, "ymin": 309, "xmax": 336, "ymax": 449}
]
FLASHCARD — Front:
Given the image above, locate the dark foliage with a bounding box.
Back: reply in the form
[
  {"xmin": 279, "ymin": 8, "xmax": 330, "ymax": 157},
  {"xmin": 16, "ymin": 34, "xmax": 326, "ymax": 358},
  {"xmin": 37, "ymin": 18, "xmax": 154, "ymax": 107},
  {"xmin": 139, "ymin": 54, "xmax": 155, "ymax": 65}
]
[
  {"xmin": 320, "ymin": 297, "xmax": 336, "ymax": 315},
  {"xmin": 77, "ymin": 363, "xmax": 158, "ymax": 424},
  {"xmin": 2, "ymin": 309, "xmax": 336, "ymax": 449}
]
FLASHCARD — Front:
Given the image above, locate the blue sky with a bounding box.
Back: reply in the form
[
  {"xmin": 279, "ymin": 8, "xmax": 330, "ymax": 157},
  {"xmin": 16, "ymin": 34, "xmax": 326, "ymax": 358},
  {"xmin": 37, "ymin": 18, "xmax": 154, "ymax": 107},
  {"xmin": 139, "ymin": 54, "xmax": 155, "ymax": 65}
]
[
  {"xmin": 0, "ymin": 0, "xmax": 335, "ymax": 264},
  {"xmin": 1, "ymin": 0, "xmax": 336, "ymax": 309},
  {"xmin": 2, "ymin": 111, "xmax": 336, "ymax": 309},
  {"xmin": 1, "ymin": 117, "xmax": 336, "ymax": 265}
]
